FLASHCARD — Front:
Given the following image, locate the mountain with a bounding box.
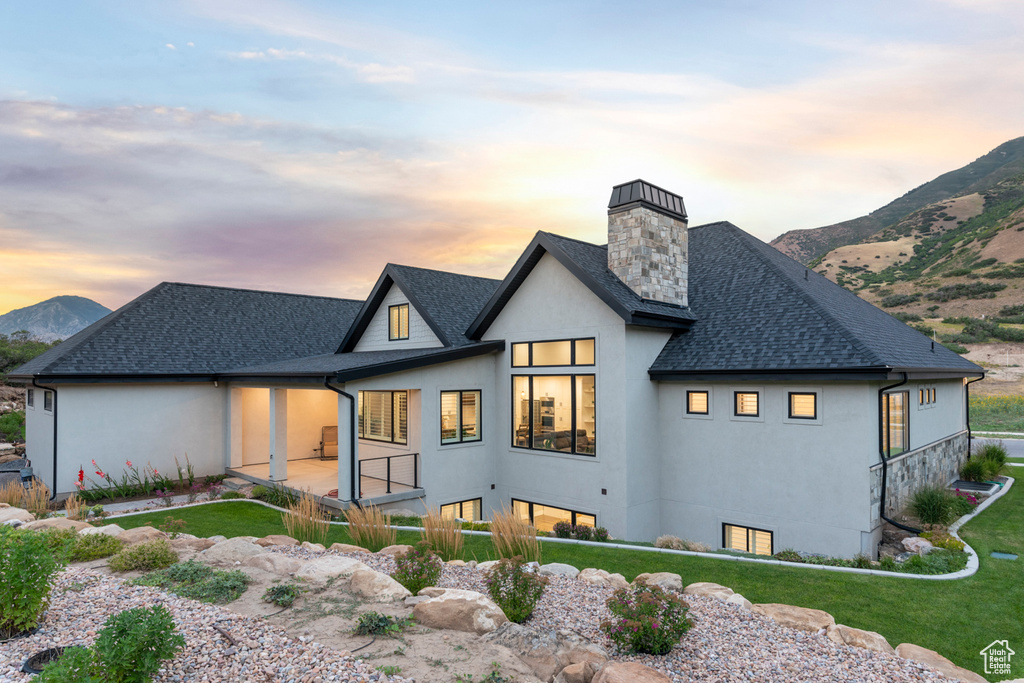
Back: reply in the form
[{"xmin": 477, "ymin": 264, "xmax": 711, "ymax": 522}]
[
  {"xmin": 771, "ymin": 136, "xmax": 1024, "ymax": 265},
  {"xmin": 0, "ymin": 296, "xmax": 111, "ymax": 342}
]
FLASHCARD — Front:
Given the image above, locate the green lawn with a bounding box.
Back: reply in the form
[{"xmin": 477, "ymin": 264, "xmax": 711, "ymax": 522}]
[{"xmin": 114, "ymin": 488, "xmax": 1023, "ymax": 679}]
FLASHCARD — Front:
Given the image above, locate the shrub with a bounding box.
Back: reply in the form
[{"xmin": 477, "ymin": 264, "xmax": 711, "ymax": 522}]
[
  {"xmin": 976, "ymin": 441, "xmax": 1008, "ymax": 477},
  {"xmin": 220, "ymin": 490, "xmax": 244, "ymax": 500},
  {"xmin": 774, "ymin": 548, "xmax": 802, "ymax": 562},
  {"xmin": 552, "ymin": 521, "xmax": 573, "ymax": 538},
  {"xmin": 263, "ymin": 583, "xmax": 303, "ymax": 608},
  {"xmin": 654, "ymin": 535, "xmax": 710, "ymax": 552},
  {"xmin": 572, "ymin": 524, "xmax": 594, "ymax": 542},
  {"xmin": 943, "ymin": 342, "xmax": 969, "ymax": 354},
  {"xmin": 880, "ymin": 294, "xmax": 920, "ymax": 308},
  {"xmin": 950, "ymin": 490, "xmax": 979, "ymax": 517},
  {"xmin": 485, "ymin": 557, "xmax": 547, "ymax": 623},
  {"xmin": 249, "ymin": 483, "xmax": 298, "ymax": 508},
  {"xmin": 600, "ymin": 579, "xmax": 692, "ymax": 655},
  {"xmin": 158, "ymin": 517, "xmax": 187, "ymax": 538},
  {"xmin": 282, "ymin": 490, "xmax": 330, "ymax": 545},
  {"xmin": 593, "ymin": 527, "xmax": 610, "ymax": 542},
  {"xmin": 36, "ymin": 645, "xmax": 95, "ymax": 682},
  {"xmin": 92, "ymin": 605, "xmax": 185, "ymax": 683},
  {"xmin": 421, "ymin": 507, "xmax": 464, "ymax": 561},
  {"xmin": 959, "ymin": 458, "xmax": 987, "ymax": 482},
  {"xmin": 0, "ymin": 527, "xmax": 68, "ymax": 638},
  {"xmin": 108, "ymin": 539, "xmax": 178, "ymax": 572},
  {"xmin": 920, "ymin": 531, "xmax": 966, "ymax": 551},
  {"xmin": 71, "ymin": 533, "xmax": 124, "ymax": 562},
  {"xmin": 131, "ymin": 560, "xmax": 250, "ymax": 603},
  {"xmin": 490, "ymin": 504, "xmax": 540, "ymax": 563},
  {"xmin": 345, "ymin": 503, "xmax": 396, "ymax": 552},
  {"xmin": 391, "ymin": 540, "xmax": 442, "ymax": 595},
  {"xmin": 909, "ymin": 486, "xmax": 954, "ymax": 525},
  {"xmin": 353, "ymin": 611, "xmax": 412, "ymax": 636}
]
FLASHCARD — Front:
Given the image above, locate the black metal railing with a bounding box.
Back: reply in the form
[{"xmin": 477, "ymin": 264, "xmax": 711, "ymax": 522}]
[{"xmin": 358, "ymin": 452, "xmax": 419, "ymax": 496}]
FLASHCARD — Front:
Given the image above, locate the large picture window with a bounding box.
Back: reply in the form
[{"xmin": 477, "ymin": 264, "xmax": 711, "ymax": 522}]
[
  {"xmin": 511, "ymin": 338, "xmax": 595, "ymax": 367},
  {"xmin": 440, "ymin": 390, "xmax": 481, "ymax": 444},
  {"xmin": 358, "ymin": 390, "xmax": 408, "ymax": 444},
  {"xmin": 512, "ymin": 498, "xmax": 595, "ymax": 533},
  {"xmin": 882, "ymin": 391, "xmax": 909, "ymax": 457},
  {"xmin": 513, "ymin": 375, "xmax": 595, "ymax": 455},
  {"xmin": 723, "ymin": 523, "xmax": 773, "ymax": 556},
  {"xmin": 388, "ymin": 304, "xmax": 409, "ymax": 341}
]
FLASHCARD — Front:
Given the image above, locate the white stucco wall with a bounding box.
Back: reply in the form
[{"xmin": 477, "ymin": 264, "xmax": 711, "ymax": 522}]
[
  {"xmin": 286, "ymin": 389, "xmax": 338, "ymax": 461},
  {"xmin": 24, "ymin": 388, "xmax": 54, "ymax": 482},
  {"xmin": 241, "ymin": 388, "xmax": 269, "ymax": 466},
  {"xmin": 906, "ymin": 379, "xmax": 967, "ymax": 450},
  {"xmin": 353, "ymin": 284, "xmax": 443, "ymax": 352}
]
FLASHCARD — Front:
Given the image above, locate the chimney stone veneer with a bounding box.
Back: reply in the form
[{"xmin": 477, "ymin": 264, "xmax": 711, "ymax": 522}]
[{"xmin": 607, "ymin": 180, "xmax": 689, "ymax": 307}]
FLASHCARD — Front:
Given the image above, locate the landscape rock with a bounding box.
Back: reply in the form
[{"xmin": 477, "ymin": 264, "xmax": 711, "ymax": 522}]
[
  {"xmin": 895, "ymin": 643, "xmax": 988, "ymax": 683},
  {"xmin": 446, "ymin": 559, "xmax": 468, "ymax": 567},
  {"xmin": 476, "ymin": 560, "xmax": 500, "ymax": 572},
  {"xmin": 116, "ymin": 525, "xmax": 168, "ymax": 545},
  {"xmin": 170, "ymin": 536, "xmax": 216, "ymax": 552},
  {"xmin": 329, "ymin": 542, "xmax": 371, "ymax": 554},
  {"xmin": 0, "ymin": 507, "xmax": 35, "ymax": 524},
  {"xmin": 725, "ymin": 593, "xmax": 752, "ymax": 610},
  {"xmin": 539, "ymin": 562, "xmax": 580, "ymax": 578},
  {"xmin": 348, "ymin": 568, "xmax": 412, "ymax": 602},
  {"xmin": 483, "ymin": 622, "xmax": 608, "ymax": 681},
  {"xmin": 577, "ymin": 568, "xmax": 628, "ymax": 590},
  {"xmin": 418, "ymin": 587, "xmax": 447, "ymax": 598},
  {"xmin": 21, "ymin": 517, "xmax": 93, "ymax": 532},
  {"xmin": 902, "ymin": 537, "xmax": 935, "ymax": 555},
  {"xmin": 413, "ymin": 588, "xmax": 508, "ymax": 635},
  {"xmin": 296, "ymin": 555, "xmax": 370, "ymax": 586},
  {"xmin": 826, "ymin": 624, "xmax": 895, "ymax": 654},
  {"xmin": 199, "ymin": 537, "xmax": 266, "ymax": 564},
  {"xmin": 0, "ymin": 502, "xmax": 8, "ymax": 508},
  {"xmin": 633, "ymin": 571, "xmax": 682, "ymax": 592},
  {"xmin": 376, "ymin": 544, "xmax": 414, "ymax": 557},
  {"xmin": 79, "ymin": 524, "xmax": 124, "ymax": 537},
  {"xmin": 300, "ymin": 541, "xmax": 326, "ymax": 552},
  {"xmin": 404, "ymin": 595, "xmax": 431, "ymax": 607},
  {"xmin": 255, "ymin": 534, "xmax": 299, "ymax": 547},
  {"xmin": 751, "ymin": 603, "xmax": 835, "ymax": 632},
  {"xmin": 592, "ymin": 662, "xmax": 671, "ymax": 683},
  {"xmin": 684, "ymin": 582, "xmax": 735, "ymax": 600},
  {"xmin": 243, "ymin": 552, "xmax": 306, "ymax": 575},
  {"xmin": 554, "ymin": 661, "xmax": 596, "ymax": 683},
  {"xmin": 208, "ymin": 535, "xmax": 227, "ymax": 542}
]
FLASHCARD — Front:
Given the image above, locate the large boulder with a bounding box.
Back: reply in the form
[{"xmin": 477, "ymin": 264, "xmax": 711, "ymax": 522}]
[
  {"xmin": 413, "ymin": 588, "xmax": 508, "ymax": 635},
  {"xmin": 554, "ymin": 661, "xmax": 597, "ymax": 683},
  {"xmin": 725, "ymin": 593, "xmax": 752, "ymax": 611},
  {"xmin": 483, "ymin": 622, "xmax": 608, "ymax": 681},
  {"xmin": 0, "ymin": 508, "xmax": 34, "ymax": 525},
  {"xmin": 199, "ymin": 537, "xmax": 266, "ymax": 564},
  {"xmin": 633, "ymin": 572, "xmax": 682, "ymax": 592},
  {"xmin": 683, "ymin": 582, "xmax": 734, "ymax": 600},
  {"xmin": 243, "ymin": 552, "xmax": 305, "ymax": 575},
  {"xmin": 170, "ymin": 536, "xmax": 216, "ymax": 552},
  {"xmin": 348, "ymin": 568, "xmax": 413, "ymax": 602},
  {"xmin": 301, "ymin": 541, "xmax": 326, "ymax": 552},
  {"xmin": 827, "ymin": 624, "xmax": 895, "ymax": 654},
  {"xmin": 902, "ymin": 537, "xmax": 935, "ymax": 555},
  {"xmin": 377, "ymin": 544, "xmax": 414, "ymax": 557},
  {"xmin": 751, "ymin": 603, "xmax": 835, "ymax": 632},
  {"xmin": 255, "ymin": 534, "xmax": 299, "ymax": 547},
  {"xmin": 295, "ymin": 555, "xmax": 370, "ymax": 586},
  {"xmin": 577, "ymin": 568, "xmax": 628, "ymax": 590},
  {"xmin": 21, "ymin": 517, "xmax": 93, "ymax": 532},
  {"xmin": 79, "ymin": 524, "xmax": 124, "ymax": 537},
  {"xmin": 895, "ymin": 643, "xmax": 988, "ymax": 683},
  {"xmin": 539, "ymin": 563, "xmax": 580, "ymax": 579},
  {"xmin": 329, "ymin": 542, "xmax": 371, "ymax": 554},
  {"xmin": 117, "ymin": 526, "xmax": 168, "ymax": 546},
  {"xmin": 592, "ymin": 662, "xmax": 671, "ymax": 683}
]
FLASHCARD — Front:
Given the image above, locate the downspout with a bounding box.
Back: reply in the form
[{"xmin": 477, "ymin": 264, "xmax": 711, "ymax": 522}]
[
  {"xmin": 878, "ymin": 372, "xmax": 918, "ymax": 533},
  {"xmin": 31, "ymin": 378, "xmax": 58, "ymax": 501},
  {"xmin": 964, "ymin": 375, "xmax": 985, "ymax": 457},
  {"xmin": 323, "ymin": 378, "xmax": 359, "ymax": 504}
]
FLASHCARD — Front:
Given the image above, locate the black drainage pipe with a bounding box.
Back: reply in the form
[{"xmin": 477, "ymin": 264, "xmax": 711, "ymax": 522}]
[{"xmin": 323, "ymin": 378, "xmax": 358, "ymax": 503}]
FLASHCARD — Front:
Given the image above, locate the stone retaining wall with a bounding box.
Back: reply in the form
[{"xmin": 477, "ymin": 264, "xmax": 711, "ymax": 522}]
[{"xmin": 869, "ymin": 430, "xmax": 969, "ymax": 526}]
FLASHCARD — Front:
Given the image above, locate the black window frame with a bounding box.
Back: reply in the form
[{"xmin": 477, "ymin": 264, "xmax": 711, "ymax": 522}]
[
  {"xmin": 358, "ymin": 390, "xmax": 408, "ymax": 445},
  {"xmin": 787, "ymin": 392, "xmax": 817, "ymax": 420},
  {"xmin": 440, "ymin": 390, "xmax": 482, "ymax": 445},
  {"xmin": 43, "ymin": 390, "xmax": 53, "ymax": 413},
  {"xmin": 733, "ymin": 391, "xmax": 760, "ymax": 417},
  {"xmin": 440, "ymin": 498, "xmax": 483, "ymax": 521},
  {"xmin": 388, "ymin": 303, "xmax": 409, "ymax": 341},
  {"xmin": 512, "ymin": 373, "xmax": 596, "ymax": 456},
  {"xmin": 882, "ymin": 390, "xmax": 910, "ymax": 458},
  {"xmin": 722, "ymin": 523, "xmax": 774, "ymax": 555},
  {"xmin": 511, "ymin": 337, "xmax": 596, "ymax": 368},
  {"xmin": 686, "ymin": 390, "xmax": 709, "ymax": 415},
  {"xmin": 512, "ymin": 498, "xmax": 596, "ymax": 529},
  {"xmin": 26, "ymin": 389, "xmax": 34, "ymax": 408}
]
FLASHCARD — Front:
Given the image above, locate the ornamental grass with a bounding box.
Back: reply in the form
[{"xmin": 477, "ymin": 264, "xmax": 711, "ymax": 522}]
[
  {"xmin": 282, "ymin": 490, "xmax": 331, "ymax": 545},
  {"xmin": 22, "ymin": 480, "xmax": 51, "ymax": 519},
  {"xmin": 345, "ymin": 503, "xmax": 396, "ymax": 552},
  {"xmin": 0, "ymin": 479, "xmax": 23, "ymax": 507},
  {"xmin": 63, "ymin": 492, "xmax": 88, "ymax": 521},
  {"xmin": 421, "ymin": 506, "xmax": 464, "ymax": 561},
  {"xmin": 490, "ymin": 504, "xmax": 540, "ymax": 563}
]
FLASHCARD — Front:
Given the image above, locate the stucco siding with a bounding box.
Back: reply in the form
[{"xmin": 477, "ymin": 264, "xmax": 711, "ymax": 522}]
[{"xmin": 353, "ymin": 283, "xmax": 443, "ymax": 352}]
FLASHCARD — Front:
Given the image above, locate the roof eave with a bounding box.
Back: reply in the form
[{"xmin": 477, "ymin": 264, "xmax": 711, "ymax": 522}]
[
  {"xmin": 648, "ymin": 366, "xmax": 985, "ymax": 382},
  {"xmin": 335, "ymin": 340, "xmax": 505, "ymax": 382}
]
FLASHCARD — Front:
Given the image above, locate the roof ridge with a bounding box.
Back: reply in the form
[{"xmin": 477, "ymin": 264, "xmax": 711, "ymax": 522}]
[
  {"xmin": 161, "ymin": 281, "xmax": 362, "ymax": 303},
  {"xmin": 729, "ymin": 226, "xmax": 888, "ymax": 368},
  {"xmin": 687, "ymin": 220, "xmax": 736, "ymax": 231},
  {"xmin": 540, "ymin": 231, "xmax": 607, "ymax": 250},
  {"xmin": 388, "ymin": 263, "xmax": 502, "ymax": 283}
]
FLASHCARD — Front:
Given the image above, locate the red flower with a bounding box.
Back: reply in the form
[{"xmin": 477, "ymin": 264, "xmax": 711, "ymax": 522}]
[
  {"xmin": 126, "ymin": 460, "xmax": 133, "ymax": 468},
  {"xmin": 78, "ymin": 468, "xmax": 84, "ymax": 483}
]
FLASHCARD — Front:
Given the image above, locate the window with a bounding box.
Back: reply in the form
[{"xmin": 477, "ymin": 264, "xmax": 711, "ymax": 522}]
[
  {"xmin": 788, "ymin": 392, "xmax": 817, "ymax": 419},
  {"xmin": 511, "ymin": 338, "xmax": 595, "ymax": 367},
  {"xmin": 734, "ymin": 392, "xmax": 759, "ymax": 417},
  {"xmin": 512, "ymin": 498, "xmax": 595, "ymax": 533},
  {"xmin": 440, "ymin": 390, "xmax": 481, "ymax": 444},
  {"xmin": 388, "ymin": 304, "xmax": 409, "ymax": 341},
  {"xmin": 440, "ymin": 498, "xmax": 482, "ymax": 522},
  {"xmin": 919, "ymin": 387, "xmax": 937, "ymax": 406},
  {"xmin": 686, "ymin": 390, "xmax": 709, "ymax": 415},
  {"xmin": 43, "ymin": 390, "xmax": 53, "ymax": 413},
  {"xmin": 358, "ymin": 390, "xmax": 407, "ymax": 444},
  {"xmin": 882, "ymin": 391, "xmax": 909, "ymax": 457},
  {"xmin": 513, "ymin": 374, "xmax": 595, "ymax": 455},
  {"xmin": 26, "ymin": 389, "xmax": 34, "ymax": 408},
  {"xmin": 723, "ymin": 523, "xmax": 773, "ymax": 556}
]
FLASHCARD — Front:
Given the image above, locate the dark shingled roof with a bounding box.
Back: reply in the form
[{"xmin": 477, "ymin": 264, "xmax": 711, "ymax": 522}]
[
  {"xmin": 649, "ymin": 222, "xmax": 983, "ymax": 378},
  {"xmin": 10, "ymin": 283, "xmax": 362, "ymax": 379}
]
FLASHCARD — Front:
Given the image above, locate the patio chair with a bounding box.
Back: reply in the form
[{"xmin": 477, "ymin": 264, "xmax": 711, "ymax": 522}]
[{"xmin": 319, "ymin": 426, "xmax": 338, "ymax": 460}]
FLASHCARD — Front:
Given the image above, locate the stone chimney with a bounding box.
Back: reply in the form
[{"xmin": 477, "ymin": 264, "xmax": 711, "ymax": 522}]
[{"xmin": 607, "ymin": 180, "xmax": 689, "ymax": 307}]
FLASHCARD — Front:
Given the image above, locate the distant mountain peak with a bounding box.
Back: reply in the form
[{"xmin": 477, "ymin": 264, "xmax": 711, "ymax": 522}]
[{"xmin": 0, "ymin": 296, "xmax": 112, "ymax": 342}]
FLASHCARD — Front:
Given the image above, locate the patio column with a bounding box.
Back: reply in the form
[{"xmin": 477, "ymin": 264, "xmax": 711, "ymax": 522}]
[
  {"xmin": 337, "ymin": 390, "xmax": 357, "ymax": 501},
  {"xmin": 227, "ymin": 387, "xmax": 243, "ymax": 469},
  {"xmin": 269, "ymin": 389, "xmax": 288, "ymax": 481}
]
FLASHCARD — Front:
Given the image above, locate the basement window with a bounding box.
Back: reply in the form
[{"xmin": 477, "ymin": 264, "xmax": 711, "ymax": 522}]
[
  {"xmin": 440, "ymin": 498, "xmax": 482, "ymax": 522},
  {"xmin": 723, "ymin": 523, "xmax": 773, "ymax": 556},
  {"xmin": 512, "ymin": 498, "xmax": 595, "ymax": 533}
]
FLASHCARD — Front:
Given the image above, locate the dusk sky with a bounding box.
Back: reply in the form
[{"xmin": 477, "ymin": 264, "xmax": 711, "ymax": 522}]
[{"xmin": 2, "ymin": 1, "xmax": 1024, "ymax": 315}]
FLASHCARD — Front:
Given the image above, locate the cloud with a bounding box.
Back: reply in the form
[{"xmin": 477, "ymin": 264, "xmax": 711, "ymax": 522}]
[
  {"xmin": 165, "ymin": 43, "xmax": 176, "ymax": 50},
  {"xmin": 229, "ymin": 48, "xmax": 415, "ymax": 83}
]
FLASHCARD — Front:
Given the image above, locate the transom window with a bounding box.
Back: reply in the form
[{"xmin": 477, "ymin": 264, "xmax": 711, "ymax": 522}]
[
  {"xmin": 734, "ymin": 392, "xmax": 759, "ymax": 417},
  {"xmin": 358, "ymin": 390, "xmax": 408, "ymax": 444},
  {"xmin": 512, "ymin": 498, "xmax": 595, "ymax": 533},
  {"xmin": 440, "ymin": 498, "xmax": 482, "ymax": 522},
  {"xmin": 882, "ymin": 391, "xmax": 909, "ymax": 457},
  {"xmin": 788, "ymin": 392, "xmax": 817, "ymax": 419},
  {"xmin": 513, "ymin": 375, "xmax": 595, "ymax": 455},
  {"xmin": 440, "ymin": 390, "xmax": 481, "ymax": 444},
  {"xmin": 43, "ymin": 390, "xmax": 53, "ymax": 413},
  {"xmin": 388, "ymin": 304, "xmax": 409, "ymax": 341},
  {"xmin": 686, "ymin": 390, "xmax": 709, "ymax": 415},
  {"xmin": 511, "ymin": 338, "xmax": 595, "ymax": 367},
  {"xmin": 919, "ymin": 387, "xmax": 936, "ymax": 405},
  {"xmin": 723, "ymin": 523, "xmax": 773, "ymax": 556}
]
